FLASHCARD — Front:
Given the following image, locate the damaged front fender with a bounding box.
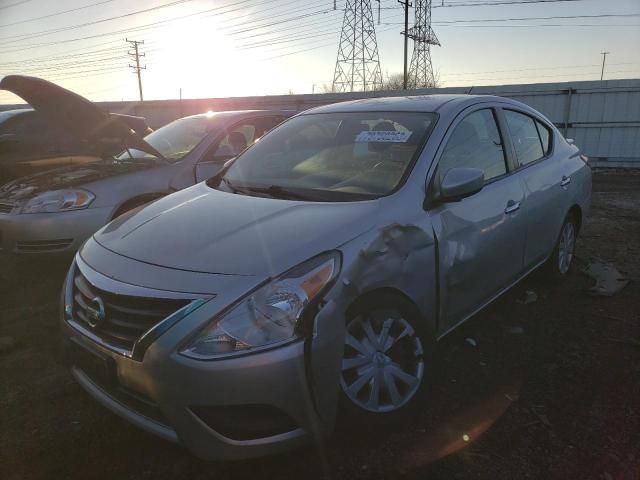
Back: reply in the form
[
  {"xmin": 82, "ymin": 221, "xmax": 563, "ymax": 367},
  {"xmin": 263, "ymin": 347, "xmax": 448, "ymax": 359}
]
[{"xmin": 306, "ymin": 222, "xmax": 439, "ymax": 433}]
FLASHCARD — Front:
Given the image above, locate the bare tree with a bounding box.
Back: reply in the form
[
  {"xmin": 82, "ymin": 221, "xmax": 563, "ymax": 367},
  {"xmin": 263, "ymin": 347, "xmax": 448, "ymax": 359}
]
[
  {"xmin": 383, "ymin": 70, "xmax": 441, "ymax": 90},
  {"xmin": 320, "ymin": 83, "xmax": 338, "ymax": 93}
]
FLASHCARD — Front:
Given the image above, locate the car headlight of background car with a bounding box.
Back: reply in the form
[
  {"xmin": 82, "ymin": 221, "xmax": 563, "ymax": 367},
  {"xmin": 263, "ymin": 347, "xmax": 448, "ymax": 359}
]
[
  {"xmin": 21, "ymin": 189, "xmax": 95, "ymax": 214},
  {"xmin": 181, "ymin": 251, "xmax": 341, "ymax": 360}
]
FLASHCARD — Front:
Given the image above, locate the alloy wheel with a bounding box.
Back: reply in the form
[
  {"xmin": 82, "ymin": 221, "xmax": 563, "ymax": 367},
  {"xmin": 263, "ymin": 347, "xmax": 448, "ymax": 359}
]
[{"xmin": 340, "ymin": 312, "xmax": 424, "ymax": 413}]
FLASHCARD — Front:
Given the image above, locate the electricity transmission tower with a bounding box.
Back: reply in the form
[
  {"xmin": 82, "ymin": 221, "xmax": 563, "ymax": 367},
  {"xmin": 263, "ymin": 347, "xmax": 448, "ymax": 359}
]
[
  {"xmin": 406, "ymin": 0, "xmax": 440, "ymax": 89},
  {"xmin": 126, "ymin": 39, "xmax": 146, "ymax": 101},
  {"xmin": 332, "ymin": 0, "xmax": 383, "ymax": 92}
]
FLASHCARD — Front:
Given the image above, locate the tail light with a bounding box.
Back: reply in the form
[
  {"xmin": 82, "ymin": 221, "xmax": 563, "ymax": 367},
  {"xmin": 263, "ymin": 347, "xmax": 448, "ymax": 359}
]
[{"xmin": 580, "ymin": 154, "xmax": 590, "ymax": 166}]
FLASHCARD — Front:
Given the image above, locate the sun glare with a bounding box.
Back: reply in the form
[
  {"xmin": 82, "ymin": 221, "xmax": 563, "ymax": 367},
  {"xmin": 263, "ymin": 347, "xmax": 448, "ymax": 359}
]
[{"xmin": 148, "ymin": 13, "xmax": 275, "ymax": 99}]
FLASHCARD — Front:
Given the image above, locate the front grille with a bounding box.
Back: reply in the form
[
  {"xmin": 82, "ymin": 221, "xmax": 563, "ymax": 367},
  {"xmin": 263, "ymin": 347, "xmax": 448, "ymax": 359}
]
[
  {"xmin": 72, "ymin": 271, "xmax": 190, "ymax": 352},
  {"xmin": 0, "ymin": 201, "xmax": 15, "ymax": 214},
  {"xmin": 16, "ymin": 238, "xmax": 73, "ymax": 252}
]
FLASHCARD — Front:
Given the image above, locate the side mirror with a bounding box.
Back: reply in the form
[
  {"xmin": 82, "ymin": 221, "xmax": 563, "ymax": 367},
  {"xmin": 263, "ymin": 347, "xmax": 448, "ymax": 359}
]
[{"xmin": 440, "ymin": 167, "xmax": 485, "ymax": 202}]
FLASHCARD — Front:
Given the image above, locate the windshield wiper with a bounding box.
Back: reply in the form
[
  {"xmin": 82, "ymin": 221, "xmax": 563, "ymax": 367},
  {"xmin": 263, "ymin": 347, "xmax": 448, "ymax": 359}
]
[{"xmin": 231, "ymin": 184, "xmax": 312, "ymax": 200}]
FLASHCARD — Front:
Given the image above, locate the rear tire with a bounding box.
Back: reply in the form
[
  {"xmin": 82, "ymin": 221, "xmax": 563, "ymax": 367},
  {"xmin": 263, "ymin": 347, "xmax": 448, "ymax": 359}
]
[
  {"xmin": 337, "ymin": 294, "xmax": 435, "ymax": 427},
  {"xmin": 546, "ymin": 214, "xmax": 578, "ymax": 280}
]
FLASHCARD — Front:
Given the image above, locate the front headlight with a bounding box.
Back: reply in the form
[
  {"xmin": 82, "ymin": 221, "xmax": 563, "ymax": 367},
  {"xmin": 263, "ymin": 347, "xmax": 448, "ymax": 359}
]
[
  {"xmin": 181, "ymin": 251, "xmax": 341, "ymax": 360},
  {"xmin": 21, "ymin": 189, "xmax": 95, "ymax": 214}
]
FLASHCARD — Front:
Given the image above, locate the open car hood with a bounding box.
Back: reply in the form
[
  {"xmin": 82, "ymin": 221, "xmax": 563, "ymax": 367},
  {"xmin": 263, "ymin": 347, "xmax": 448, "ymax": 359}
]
[{"xmin": 0, "ymin": 75, "xmax": 163, "ymax": 159}]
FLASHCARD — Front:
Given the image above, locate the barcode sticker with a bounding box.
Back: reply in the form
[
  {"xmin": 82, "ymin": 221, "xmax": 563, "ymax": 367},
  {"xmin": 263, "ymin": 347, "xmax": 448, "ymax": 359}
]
[{"xmin": 355, "ymin": 130, "xmax": 412, "ymax": 143}]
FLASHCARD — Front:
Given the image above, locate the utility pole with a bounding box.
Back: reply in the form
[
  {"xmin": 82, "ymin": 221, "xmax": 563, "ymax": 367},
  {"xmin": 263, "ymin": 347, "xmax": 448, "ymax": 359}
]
[
  {"xmin": 127, "ymin": 39, "xmax": 146, "ymax": 101},
  {"xmin": 600, "ymin": 51, "xmax": 610, "ymax": 81},
  {"xmin": 398, "ymin": 0, "xmax": 411, "ymax": 90},
  {"xmin": 332, "ymin": 0, "xmax": 383, "ymax": 92}
]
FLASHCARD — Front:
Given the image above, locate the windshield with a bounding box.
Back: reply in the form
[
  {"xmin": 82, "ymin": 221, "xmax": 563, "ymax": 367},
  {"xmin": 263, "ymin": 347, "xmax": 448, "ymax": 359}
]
[
  {"xmin": 219, "ymin": 112, "xmax": 436, "ymax": 201},
  {"xmin": 116, "ymin": 116, "xmax": 218, "ymax": 162}
]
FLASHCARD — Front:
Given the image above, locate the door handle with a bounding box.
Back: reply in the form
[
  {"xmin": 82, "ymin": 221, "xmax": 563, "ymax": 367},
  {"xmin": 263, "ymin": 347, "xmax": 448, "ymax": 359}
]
[
  {"xmin": 505, "ymin": 201, "xmax": 521, "ymax": 214},
  {"xmin": 560, "ymin": 176, "xmax": 571, "ymax": 187}
]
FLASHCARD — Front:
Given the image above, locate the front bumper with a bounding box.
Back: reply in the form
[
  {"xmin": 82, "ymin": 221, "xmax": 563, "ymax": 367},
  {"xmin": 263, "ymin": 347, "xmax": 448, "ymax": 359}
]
[
  {"xmin": 0, "ymin": 207, "xmax": 111, "ymax": 254},
  {"xmin": 62, "ymin": 320, "xmax": 322, "ymax": 460},
  {"xmin": 60, "ymin": 253, "xmax": 344, "ymax": 460}
]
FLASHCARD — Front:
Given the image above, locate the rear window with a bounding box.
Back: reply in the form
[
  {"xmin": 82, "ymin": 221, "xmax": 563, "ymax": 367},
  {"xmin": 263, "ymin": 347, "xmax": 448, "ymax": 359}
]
[{"xmin": 504, "ymin": 110, "xmax": 547, "ymax": 166}]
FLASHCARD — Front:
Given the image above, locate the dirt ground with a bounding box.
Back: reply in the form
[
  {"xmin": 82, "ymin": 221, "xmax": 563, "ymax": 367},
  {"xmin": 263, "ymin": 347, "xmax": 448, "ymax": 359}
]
[{"xmin": 1, "ymin": 170, "xmax": 639, "ymax": 480}]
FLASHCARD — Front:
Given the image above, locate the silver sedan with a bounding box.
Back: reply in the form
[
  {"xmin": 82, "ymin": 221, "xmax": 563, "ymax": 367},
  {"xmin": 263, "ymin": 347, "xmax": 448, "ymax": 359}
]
[
  {"xmin": 61, "ymin": 94, "xmax": 591, "ymax": 460},
  {"xmin": 0, "ymin": 75, "xmax": 291, "ymax": 254}
]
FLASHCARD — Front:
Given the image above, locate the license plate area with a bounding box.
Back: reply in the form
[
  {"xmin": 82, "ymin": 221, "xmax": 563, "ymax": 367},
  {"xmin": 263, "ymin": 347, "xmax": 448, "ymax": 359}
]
[{"xmin": 68, "ymin": 339, "xmax": 117, "ymax": 388}]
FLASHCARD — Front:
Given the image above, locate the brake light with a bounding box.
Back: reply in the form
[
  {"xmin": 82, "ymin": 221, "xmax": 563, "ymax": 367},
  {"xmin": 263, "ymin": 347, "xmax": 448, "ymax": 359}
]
[{"xmin": 580, "ymin": 154, "xmax": 590, "ymax": 166}]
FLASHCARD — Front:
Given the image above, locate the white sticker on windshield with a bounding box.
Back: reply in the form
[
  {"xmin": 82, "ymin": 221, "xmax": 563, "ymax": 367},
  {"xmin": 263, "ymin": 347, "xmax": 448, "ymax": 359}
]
[{"xmin": 355, "ymin": 130, "xmax": 412, "ymax": 143}]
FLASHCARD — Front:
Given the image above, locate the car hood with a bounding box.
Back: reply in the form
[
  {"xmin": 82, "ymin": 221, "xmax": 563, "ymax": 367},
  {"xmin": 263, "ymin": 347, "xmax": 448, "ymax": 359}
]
[
  {"xmin": 92, "ymin": 183, "xmax": 379, "ymax": 276},
  {"xmin": 0, "ymin": 75, "xmax": 163, "ymax": 159},
  {"xmin": 0, "ymin": 160, "xmax": 157, "ymax": 204}
]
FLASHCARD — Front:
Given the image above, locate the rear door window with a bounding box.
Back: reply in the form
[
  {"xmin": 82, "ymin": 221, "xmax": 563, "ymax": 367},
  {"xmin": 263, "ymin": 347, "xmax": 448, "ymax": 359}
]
[
  {"xmin": 438, "ymin": 108, "xmax": 508, "ymax": 181},
  {"xmin": 504, "ymin": 110, "xmax": 546, "ymax": 166}
]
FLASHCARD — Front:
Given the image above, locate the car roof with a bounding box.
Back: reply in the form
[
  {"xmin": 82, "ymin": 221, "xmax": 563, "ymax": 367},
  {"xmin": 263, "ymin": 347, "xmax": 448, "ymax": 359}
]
[
  {"xmin": 184, "ymin": 109, "xmax": 296, "ymax": 121},
  {"xmin": 301, "ymin": 94, "xmax": 509, "ymax": 115}
]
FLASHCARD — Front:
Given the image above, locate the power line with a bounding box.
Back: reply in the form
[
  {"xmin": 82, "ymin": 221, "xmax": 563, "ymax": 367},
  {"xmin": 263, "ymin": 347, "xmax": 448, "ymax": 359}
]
[
  {"xmin": 0, "ymin": 0, "xmax": 205, "ymax": 45},
  {"xmin": 432, "ymin": 0, "xmax": 591, "ymax": 7},
  {"xmin": 0, "ymin": 46, "xmax": 124, "ymax": 67},
  {"xmin": 436, "ymin": 13, "xmax": 640, "ymax": 23},
  {"xmin": 0, "ymin": 0, "xmax": 33, "ymax": 11},
  {"xmin": 0, "ymin": 0, "xmax": 117, "ymax": 29},
  {"xmin": 382, "ymin": 12, "xmax": 640, "ymax": 26},
  {"xmin": 0, "ymin": 1, "xmax": 341, "ymax": 75},
  {"xmin": 378, "ymin": 0, "xmax": 592, "ymax": 9},
  {"xmin": 431, "ymin": 23, "xmax": 640, "ymax": 27},
  {"xmin": 0, "ymin": 0, "xmax": 272, "ymax": 53}
]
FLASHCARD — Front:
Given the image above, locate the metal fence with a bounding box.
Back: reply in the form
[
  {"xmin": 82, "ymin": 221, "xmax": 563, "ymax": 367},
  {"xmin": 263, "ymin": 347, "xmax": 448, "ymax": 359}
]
[{"xmin": 3, "ymin": 79, "xmax": 639, "ymax": 167}]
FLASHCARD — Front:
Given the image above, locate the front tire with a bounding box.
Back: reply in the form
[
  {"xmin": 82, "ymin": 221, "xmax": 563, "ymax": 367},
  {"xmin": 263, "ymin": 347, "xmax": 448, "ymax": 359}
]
[{"xmin": 338, "ymin": 295, "xmax": 433, "ymax": 425}]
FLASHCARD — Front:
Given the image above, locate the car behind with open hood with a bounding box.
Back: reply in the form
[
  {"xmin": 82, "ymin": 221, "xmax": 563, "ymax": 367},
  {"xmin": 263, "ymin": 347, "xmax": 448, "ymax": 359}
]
[
  {"xmin": 0, "ymin": 107, "xmax": 152, "ymax": 184},
  {"xmin": 0, "ymin": 76, "xmax": 292, "ymax": 254},
  {"xmin": 61, "ymin": 94, "xmax": 591, "ymax": 460}
]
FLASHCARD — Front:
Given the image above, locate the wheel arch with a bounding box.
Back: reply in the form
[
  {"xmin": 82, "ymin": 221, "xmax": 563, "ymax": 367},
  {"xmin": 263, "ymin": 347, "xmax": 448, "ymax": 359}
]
[
  {"xmin": 568, "ymin": 204, "xmax": 583, "ymax": 233},
  {"xmin": 344, "ymin": 287, "xmax": 435, "ymax": 339}
]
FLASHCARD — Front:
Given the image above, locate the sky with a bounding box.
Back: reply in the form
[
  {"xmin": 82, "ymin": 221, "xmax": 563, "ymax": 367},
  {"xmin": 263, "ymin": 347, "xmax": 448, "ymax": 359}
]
[{"xmin": 0, "ymin": 0, "xmax": 639, "ymax": 104}]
